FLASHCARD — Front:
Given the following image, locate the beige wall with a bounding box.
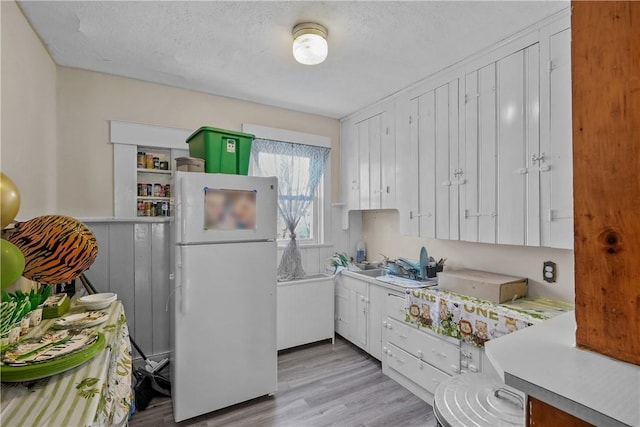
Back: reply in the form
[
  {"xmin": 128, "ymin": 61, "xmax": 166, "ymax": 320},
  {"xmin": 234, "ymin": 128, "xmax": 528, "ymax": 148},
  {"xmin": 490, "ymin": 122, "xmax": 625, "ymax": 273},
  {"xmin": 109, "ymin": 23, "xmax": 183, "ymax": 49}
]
[
  {"xmin": 1, "ymin": 1, "xmax": 57, "ymax": 219},
  {"xmin": 56, "ymin": 67, "xmax": 340, "ymax": 217},
  {"xmin": 362, "ymin": 210, "xmax": 575, "ymax": 302}
]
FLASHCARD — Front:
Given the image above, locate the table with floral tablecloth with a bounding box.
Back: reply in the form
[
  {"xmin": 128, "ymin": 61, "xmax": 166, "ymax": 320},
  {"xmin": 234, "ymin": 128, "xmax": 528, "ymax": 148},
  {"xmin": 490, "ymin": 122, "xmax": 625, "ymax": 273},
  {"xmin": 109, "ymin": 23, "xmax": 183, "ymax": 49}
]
[{"xmin": 0, "ymin": 301, "xmax": 133, "ymax": 427}]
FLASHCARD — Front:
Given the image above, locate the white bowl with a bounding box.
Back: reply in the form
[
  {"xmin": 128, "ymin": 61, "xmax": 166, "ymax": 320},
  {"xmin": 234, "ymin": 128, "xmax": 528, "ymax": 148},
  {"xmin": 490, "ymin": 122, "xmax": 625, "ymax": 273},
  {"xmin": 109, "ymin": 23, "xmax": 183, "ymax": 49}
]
[{"xmin": 78, "ymin": 293, "xmax": 117, "ymax": 310}]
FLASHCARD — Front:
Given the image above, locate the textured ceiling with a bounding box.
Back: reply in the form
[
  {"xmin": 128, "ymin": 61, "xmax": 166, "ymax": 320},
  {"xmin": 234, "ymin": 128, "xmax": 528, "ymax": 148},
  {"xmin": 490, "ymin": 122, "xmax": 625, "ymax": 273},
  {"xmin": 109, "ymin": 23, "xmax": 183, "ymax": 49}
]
[{"xmin": 18, "ymin": 1, "xmax": 568, "ymax": 118}]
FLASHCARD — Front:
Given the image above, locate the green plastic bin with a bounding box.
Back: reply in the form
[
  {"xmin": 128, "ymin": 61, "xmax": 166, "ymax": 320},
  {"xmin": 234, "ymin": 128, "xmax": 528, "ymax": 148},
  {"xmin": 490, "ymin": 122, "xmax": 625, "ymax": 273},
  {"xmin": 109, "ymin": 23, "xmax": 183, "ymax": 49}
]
[{"xmin": 186, "ymin": 126, "xmax": 255, "ymax": 175}]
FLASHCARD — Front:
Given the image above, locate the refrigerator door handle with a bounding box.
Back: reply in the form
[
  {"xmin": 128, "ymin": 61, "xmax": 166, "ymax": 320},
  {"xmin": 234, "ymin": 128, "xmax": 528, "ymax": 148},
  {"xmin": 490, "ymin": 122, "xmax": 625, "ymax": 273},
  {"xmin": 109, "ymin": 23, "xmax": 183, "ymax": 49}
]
[
  {"xmin": 179, "ymin": 246, "xmax": 189, "ymax": 313},
  {"xmin": 181, "ymin": 278, "xmax": 189, "ymax": 313}
]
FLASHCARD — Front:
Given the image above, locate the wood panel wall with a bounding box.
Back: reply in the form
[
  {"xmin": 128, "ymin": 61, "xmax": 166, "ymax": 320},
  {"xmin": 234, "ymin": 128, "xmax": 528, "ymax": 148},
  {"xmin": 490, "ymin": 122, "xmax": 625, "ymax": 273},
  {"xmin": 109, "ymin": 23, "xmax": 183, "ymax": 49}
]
[
  {"xmin": 571, "ymin": 1, "xmax": 640, "ymax": 365},
  {"xmin": 84, "ymin": 221, "xmax": 173, "ymax": 360}
]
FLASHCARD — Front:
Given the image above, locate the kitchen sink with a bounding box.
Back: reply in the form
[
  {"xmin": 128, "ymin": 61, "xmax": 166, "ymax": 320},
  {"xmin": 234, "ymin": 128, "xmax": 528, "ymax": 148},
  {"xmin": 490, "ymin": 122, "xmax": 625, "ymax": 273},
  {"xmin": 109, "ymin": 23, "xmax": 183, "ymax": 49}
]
[{"xmin": 350, "ymin": 268, "xmax": 387, "ymax": 278}]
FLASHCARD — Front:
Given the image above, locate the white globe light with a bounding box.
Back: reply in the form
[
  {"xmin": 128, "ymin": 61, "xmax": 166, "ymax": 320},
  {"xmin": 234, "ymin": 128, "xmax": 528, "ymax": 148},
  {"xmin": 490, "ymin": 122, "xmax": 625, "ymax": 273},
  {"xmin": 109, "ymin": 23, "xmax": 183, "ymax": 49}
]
[{"xmin": 292, "ymin": 23, "xmax": 328, "ymax": 65}]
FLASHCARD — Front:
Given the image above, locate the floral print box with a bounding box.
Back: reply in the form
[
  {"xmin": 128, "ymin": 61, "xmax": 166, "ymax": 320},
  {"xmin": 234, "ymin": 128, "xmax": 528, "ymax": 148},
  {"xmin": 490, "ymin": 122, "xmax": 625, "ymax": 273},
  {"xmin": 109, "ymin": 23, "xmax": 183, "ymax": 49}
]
[{"xmin": 405, "ymin": 288, "xmax": 574, "ymax": 347}]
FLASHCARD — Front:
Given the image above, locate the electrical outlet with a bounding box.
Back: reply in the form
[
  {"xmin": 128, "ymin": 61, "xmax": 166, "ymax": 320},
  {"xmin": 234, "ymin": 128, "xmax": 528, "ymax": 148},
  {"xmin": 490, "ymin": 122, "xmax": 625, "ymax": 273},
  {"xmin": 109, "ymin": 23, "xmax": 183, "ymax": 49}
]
[{"xmin": 543, "ymin": 261, "xmax": 557, "ymax": 283}]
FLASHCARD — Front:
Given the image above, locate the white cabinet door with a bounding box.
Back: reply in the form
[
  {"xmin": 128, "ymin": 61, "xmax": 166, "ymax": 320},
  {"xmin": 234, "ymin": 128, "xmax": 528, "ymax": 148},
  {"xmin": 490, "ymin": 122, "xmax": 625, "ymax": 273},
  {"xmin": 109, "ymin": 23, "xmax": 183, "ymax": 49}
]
[
  {"xmin": 334, "ymin": 279, "xmax": 351, "ymax": 338},
  {"xmin": 409, "ymin": 78, "xmax": 462, "ymax": 241},
  {"xmin": 368, "ymin": 114, "xmax": 382, "ymax": 210},
  {"xmin": 462, "ymin": 63, "xmax": 498, "ymax": 243},
  {"xmin": 397, "ymin": 96, "xmax": 420, "ymax": 236},
  {"xmin": 380, "ymin": 106, "xmax": 397, "ymax": 209},
  {"xmin": 435, "ymin": 83, "xmax": 457, "ymax": 240},
  {"xmin": 338, "ymin": 276, "xmax": 369, "ymax": 352},
  {"xmin": 417, "ymin": 92, "xmax": 436, "ymax": 238},
  {"xmin": 368, "ymin": 284, "xmax": 388, "ymax": 361},
  {"xmin": 340, "ymin": 117, "xmax": 360, "ymax": 216},
  {"xmin": 354, "ymin": 290, "xmax": 369, "ymax": 351},
  {"xmin": 358, "ymin": 119, "xmax": 371, "ymax": 210},
  {"xmin": 496, "ymin": 45, "xmax": 540, "ymax": 246},
  {"xmin": 541, "ymin": 28, "xmax": 573, "ymax": 249}
]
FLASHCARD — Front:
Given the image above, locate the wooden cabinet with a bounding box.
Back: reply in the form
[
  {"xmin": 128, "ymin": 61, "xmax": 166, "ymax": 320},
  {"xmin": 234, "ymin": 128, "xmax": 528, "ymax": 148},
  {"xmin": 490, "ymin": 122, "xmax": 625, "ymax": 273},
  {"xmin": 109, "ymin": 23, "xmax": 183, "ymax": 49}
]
[{"xmin": 340, "ymin": 100, "xmax": 396, "ymax": 214}]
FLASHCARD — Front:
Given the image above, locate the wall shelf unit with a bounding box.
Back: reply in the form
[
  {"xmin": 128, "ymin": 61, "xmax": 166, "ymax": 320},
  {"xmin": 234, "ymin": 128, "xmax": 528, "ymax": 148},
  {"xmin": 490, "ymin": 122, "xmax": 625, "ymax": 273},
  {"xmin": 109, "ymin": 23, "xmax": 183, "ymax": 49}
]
[{"xmin": 110, "ymin": 121, "xmax": 190, "ymax": 218}]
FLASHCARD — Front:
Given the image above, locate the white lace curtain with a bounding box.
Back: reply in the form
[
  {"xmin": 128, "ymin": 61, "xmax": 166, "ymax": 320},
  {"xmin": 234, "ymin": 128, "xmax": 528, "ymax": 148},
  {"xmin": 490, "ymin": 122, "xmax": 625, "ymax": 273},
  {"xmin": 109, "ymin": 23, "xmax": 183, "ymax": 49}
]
[{"xmin": 250, "ymin": 138, "xmax": 330, "ymax": 281}]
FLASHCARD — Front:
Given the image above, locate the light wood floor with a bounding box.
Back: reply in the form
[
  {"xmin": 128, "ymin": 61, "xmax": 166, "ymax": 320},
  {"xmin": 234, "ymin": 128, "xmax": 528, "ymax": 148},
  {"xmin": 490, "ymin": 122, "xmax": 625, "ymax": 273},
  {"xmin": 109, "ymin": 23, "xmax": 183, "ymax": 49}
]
[{"xmin": 131, "ymin": 336, "xmax": 435, "ymax": 427}]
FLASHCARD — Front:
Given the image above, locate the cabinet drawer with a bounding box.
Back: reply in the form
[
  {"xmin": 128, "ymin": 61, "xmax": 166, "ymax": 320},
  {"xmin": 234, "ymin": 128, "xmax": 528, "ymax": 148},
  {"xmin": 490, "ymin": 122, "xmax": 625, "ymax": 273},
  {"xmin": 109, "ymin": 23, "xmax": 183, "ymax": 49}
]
[
  {"xmin": 385, "ymin": 318, "xmax": 460, "ymax": 375},
  {"xmin": 383, "ymin": 343, "xmax": 451, "ymax": 395},
  {"xmin": 386, "ymin": 293, "xmax": 406, "ymax": 321}
]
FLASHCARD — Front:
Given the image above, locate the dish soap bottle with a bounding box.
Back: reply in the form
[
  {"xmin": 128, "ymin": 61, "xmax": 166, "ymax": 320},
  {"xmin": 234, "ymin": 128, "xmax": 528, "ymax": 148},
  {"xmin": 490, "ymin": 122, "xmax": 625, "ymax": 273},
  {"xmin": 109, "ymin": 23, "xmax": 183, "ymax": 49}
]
[{"xmin": 356, "ymin": 241, "xmax": 366, "ymax": 263}]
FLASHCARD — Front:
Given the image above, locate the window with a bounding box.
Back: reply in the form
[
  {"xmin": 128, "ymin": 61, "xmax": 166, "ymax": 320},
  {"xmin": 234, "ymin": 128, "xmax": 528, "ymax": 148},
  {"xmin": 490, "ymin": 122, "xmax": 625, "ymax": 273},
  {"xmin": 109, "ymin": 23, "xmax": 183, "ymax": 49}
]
[{"xmin": 250, "ymin": 138, "xmax": 329, "ymax": 244}]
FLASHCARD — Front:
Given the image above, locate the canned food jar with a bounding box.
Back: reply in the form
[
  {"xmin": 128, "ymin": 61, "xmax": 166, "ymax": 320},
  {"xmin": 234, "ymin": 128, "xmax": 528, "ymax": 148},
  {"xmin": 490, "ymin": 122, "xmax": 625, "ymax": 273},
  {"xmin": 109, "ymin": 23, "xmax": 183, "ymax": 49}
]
[
  {"xmin": 159, "ymin": 161, "xmax": 169, "ymax": 170},
  {"xmin": 145, "ymin": 154, "xmax": 154, "ymax": 169},
  {"xmin": 137, "ymin": 183, "xmax": 143, "ymax": 196},
  {"xmin": 147, "ymin": 184, "xmax": 153, "ymax": 196},
  {"xmin": 164, "ymin": 184, "xmax": 171, "ymax": 198},
  {"xmin": 137, "ymin": 201, "xmax": 145, "ymax": 216},
  {"xmin": 154, "ymin": 183, "xmax": 162, "ymax": 197},
  {"xmin": 145, "ymin": 201, "xmax": 153, "ymax": 216},
  {"xmin": 137, "ymin": 152, "xmax": 145, "ymax": 168},
  {"xmin": 161, "ymin": 201, "xmax": 169, "ymax": 216},
  {"xmin": 153, "ymin": 157, "xmax": 160, "ymax": 169}
]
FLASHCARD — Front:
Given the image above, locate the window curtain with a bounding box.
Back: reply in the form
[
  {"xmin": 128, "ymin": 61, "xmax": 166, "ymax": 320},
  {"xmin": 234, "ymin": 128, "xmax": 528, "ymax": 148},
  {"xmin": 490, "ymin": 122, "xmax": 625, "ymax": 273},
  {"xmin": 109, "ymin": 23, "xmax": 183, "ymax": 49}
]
[{"xmin": 250, "ymin": 138, "xmax": 330, "ymax": 281}]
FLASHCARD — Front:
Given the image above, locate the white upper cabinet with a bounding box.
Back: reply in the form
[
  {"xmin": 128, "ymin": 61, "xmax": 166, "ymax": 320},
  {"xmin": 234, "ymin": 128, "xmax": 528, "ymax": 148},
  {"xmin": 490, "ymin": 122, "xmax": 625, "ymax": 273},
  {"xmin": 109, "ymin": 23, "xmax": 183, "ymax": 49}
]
[
  {"xmin": 408, "ymin": 79, "xmax": 462, "ymax": 240},
  {"xmin": 496, "ymin": 44, "xmax": 541, "ymax": 246},
  {"xmin": 340, "ymin": 116, "xmax": 360, "ymax": 212},
  {"xmin": 461, "ymin": 63, "xmax": 498, "ymax": 243},
  {"xmin": 540, "ymin": 26, "xmax": 574, "ymax": 249},
  {"xmin": 344, "ymin": 11, "xmax": 572, "ymax": 249},
  {"xmin": 341, "ymin": 99, "xmax": 396, "ymax": 213}
]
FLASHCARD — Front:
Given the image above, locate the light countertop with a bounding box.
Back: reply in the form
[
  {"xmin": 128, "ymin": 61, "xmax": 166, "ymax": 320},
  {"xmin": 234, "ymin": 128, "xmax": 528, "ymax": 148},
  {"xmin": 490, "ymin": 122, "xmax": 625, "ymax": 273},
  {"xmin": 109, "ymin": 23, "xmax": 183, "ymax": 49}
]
[{"xmin": 485, "ymin": 311, "xmax": 640, "ymax": 427}]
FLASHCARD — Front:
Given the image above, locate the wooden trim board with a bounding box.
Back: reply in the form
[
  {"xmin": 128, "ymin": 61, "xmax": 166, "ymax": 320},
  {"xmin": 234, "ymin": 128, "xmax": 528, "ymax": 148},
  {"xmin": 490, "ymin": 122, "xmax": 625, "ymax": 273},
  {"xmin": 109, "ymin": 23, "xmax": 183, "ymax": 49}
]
[{"xmin": 571, "ymin": 1, "xmax": 640, "ymax": 365}]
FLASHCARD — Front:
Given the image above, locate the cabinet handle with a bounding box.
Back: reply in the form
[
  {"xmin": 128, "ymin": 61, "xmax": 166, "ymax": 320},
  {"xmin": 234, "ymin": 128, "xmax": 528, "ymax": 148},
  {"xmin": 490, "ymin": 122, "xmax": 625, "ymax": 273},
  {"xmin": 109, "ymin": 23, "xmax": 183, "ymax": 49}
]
[
  {"xmin": 441, "ymin": 180, "xmax": 452, "ymax": 187},
  {"xmin": 386, "ymin": 186, "xmax": 390, "ymax": 194},
  {"xmin": 417, "ymin": 350, "xmax": 423, "ymax": 359},
  {"xmin": 532, "ymin": 152, "xmax": 546, "ymax": 163},
  {"xmin": 495, "ymin": 388, "xmax": 525, "ymax": 409}
]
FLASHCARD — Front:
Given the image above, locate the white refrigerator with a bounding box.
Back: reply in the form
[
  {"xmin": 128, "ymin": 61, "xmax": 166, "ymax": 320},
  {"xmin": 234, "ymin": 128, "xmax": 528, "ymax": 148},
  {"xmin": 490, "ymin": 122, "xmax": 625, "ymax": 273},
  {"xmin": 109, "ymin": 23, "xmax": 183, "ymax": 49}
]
[{"xmin": 171, "ymin": 171, "xmax": 278, "ymax": 422}]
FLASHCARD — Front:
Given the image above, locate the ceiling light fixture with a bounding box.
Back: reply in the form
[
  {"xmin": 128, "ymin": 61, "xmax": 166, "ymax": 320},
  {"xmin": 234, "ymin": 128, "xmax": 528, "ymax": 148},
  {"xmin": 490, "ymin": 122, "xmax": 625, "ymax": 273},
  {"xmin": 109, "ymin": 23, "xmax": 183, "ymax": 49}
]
[{"xmin": 292, "ymin": 22, "xmax": 328, "ymax": 65}]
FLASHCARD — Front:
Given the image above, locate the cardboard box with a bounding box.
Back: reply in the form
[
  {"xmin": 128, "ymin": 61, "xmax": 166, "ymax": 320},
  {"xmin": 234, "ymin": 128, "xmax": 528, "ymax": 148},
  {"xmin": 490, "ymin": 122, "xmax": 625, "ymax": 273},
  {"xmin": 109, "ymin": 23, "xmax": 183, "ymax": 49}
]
[
  {"xmin": 176, "ymin": 157, "xmax": 205, "ymax": 172},
  {"xmin": 437, "ymin": 269, "xmax": 527, "ymax": 303}
]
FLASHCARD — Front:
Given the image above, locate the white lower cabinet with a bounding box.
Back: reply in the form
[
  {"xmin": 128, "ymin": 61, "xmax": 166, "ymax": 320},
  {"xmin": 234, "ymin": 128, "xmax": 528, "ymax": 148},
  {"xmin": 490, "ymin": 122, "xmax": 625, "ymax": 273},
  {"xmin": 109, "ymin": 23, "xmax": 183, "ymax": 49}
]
[
  {"xmin": 383, "ymin": 343, "xmax": 451, "ymax": 396},
  {"xmin": 335, "ymin": 273, "xmax": 403, "ymax": 361},
  {"xmin": 335, "ymin": 275, "xmax": 368, "ymax": 353},
  {"xmin": 381, "ymin": 294, "xmax": 496, "ymax": 404}
]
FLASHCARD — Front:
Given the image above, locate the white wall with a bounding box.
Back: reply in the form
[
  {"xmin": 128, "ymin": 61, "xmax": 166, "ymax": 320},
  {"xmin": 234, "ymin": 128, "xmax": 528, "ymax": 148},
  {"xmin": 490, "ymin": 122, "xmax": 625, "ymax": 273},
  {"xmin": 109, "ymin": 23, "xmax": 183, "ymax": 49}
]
[
  {"xmin": 362, "ymin": 210, "xmax": 575, "ymax": 302},
  {"xmin": 0, "ymin": 1, "xmax": 57, "ymax": 218},
  {"xmin": 56, "ymin": 67, "xmax": 341, "ymax": 217}
]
